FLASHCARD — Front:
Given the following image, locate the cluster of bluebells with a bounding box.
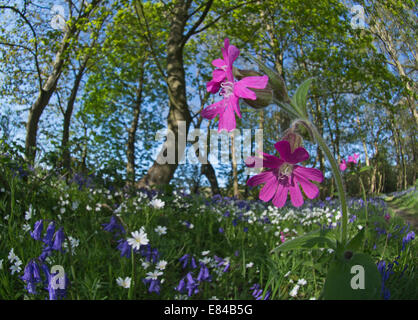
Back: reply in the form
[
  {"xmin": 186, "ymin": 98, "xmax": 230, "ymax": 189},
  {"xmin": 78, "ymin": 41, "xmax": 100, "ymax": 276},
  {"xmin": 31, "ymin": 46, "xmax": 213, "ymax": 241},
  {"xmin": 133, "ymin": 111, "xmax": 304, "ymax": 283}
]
[
  {"xmin": 250, "ymin": 283, "xmax": 271, "ymax": 300},
  {"xmin": 175, "ymin": 253, "xmax": 213, "ymax": 297},
  {"xmin": 376, "ymin": 258, "xmax": 408, "ymax": 300},
  {"xmin": 102, "ymin": 215, "xmax": 165, "ymax": 294},
  {"xmin": 21, "ymin": 220, "xmax": 68, "ymax": 300}
]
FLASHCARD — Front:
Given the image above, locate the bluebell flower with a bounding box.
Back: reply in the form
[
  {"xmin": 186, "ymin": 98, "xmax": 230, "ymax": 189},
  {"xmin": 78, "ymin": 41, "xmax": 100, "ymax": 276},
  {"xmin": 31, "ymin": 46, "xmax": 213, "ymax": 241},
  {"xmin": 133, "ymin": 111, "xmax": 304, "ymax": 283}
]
[
  {"xmin": 179, "ymin": 254, "xmax": 190, "ymax": 269},
  {"xmin": 143, "ymin": 278, "xmax": 161, "ymax": 294},
  {"xmin": 175, "ymin": 278, "xmax": 186, "ymax": 292},
  {"xmin": 191, "ymin": 257, "xmax": 197, "ymax": 269},
  {"xmin": 117, "ymin": 239, "xmax": 131, "ymax": 258},
  {"xmin": 30, "ymin": 220, "xmax": 43, "ymax": 241},
  {"xmin": 102, "ymin": 216, "xmax": 125, "ymax": 234},
  {"xmin": 243, "ymin": 227, "xmax": 248, "ymax": 233},
  {"xmin": 52, "ymin": 227, "xmax": 65, "ymax": 251},
  {"xmin": 43, "ymin": 222, "xmax": 55, "ymax": 246},
  {"xmin": 219, "ymin": 227, "xmax": 224, "ymax": 234},
  {"xmin": 197, "ymin": 263, "xmax": 211, "ymax": 282},
  {"xmin": 185, "ymin": 272, "xmax": 199, "ymax": 297}
]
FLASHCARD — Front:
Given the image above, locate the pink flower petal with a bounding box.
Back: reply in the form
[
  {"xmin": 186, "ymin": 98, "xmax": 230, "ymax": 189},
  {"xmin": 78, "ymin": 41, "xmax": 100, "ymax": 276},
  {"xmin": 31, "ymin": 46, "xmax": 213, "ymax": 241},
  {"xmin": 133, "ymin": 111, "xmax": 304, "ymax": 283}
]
[
  {"xmin": 288, "ymin": 147, "xmax": 309, "ymax": 164},
  {"xmin": 272, "ymin": 183, "xmax": 288, "ymax": 208},
  {"xmin": 233, "ymin": 81, "xmax": 257, "ymax": 100},
  {"xmin": 212, "ymin": 59, "xmax": 225, "ymax": 68},
  {"xmin": 230, "ymin": 95, "xmax": 241, "ymax": 118},
  {"xmin": 212, "ymin": 69, "xmax": 226, "ymax": 82},
  {"xmin": 274, "ymin": 140, "xmax": 292, "ymax": 162},
  {"xmin": 237, "ymin": 75, "xmax": 269, "ymax": 89},
  {"xmin": 206, "ymin": 79, "xmax": 221, "ymax": 94},
  {"xmin": 259, "ymin": 176, "xmax": 278, "ymax": 202},
  {"xmin": 218, "ymin": 102, "xmax": 236, "ymax": 132},
  {"xmin": 247, "ymin": 171, "xmax": 274, "ymax": 187},
  {"xmin": 256, "ymin": 151, "xmax": 283, "ymax": 168},
  {"xmin": 294, "ymin": 173, "xmax": 320, "ymax": 199},
  {"xmin": 289, "ymin": 182, "xmax": 304, "ymax": 207},
  {"xmin": 245, "ymin": 156, "xmax": 263, "ymax": 168},
  {"xmin": 227, "ymin": 44, "xmax": 240, "ymax": 66},
  {"xmin": 201, "ymin": 100, "xmax": 224, "ymax": 119},
  {"xmin": 293, "ymin": 166, "xmax": 324, "ymax": 182},
  {"xmin": 274, "ymin": 141, "xmax": 309, "ymax": 164}
]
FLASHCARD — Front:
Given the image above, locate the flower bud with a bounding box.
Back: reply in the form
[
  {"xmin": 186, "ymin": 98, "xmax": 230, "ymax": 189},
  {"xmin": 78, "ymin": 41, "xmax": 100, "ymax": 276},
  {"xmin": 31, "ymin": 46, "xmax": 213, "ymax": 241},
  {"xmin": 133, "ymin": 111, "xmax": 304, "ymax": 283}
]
[
  {"xmin": 233, "ymin": 68, "xmax": 273, "ymax": 109},
  {"xmin": 280, "ymin": 129, "xmax": 303, "ymax": 152}
]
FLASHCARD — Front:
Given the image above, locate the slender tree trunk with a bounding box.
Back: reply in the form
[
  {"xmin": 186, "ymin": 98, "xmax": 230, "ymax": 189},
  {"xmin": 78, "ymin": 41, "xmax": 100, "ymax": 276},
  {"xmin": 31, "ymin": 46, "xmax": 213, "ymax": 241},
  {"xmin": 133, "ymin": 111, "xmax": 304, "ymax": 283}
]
[
  {"xmin": 201, "ymin": 162, "xmax": 220, "ymax": 196},
  {"xmin": 126, "ymin": 64, "xmax": 146, "ymax": 186},
  {"xmin": 62, "ymin": 59, "xmax": 88, "ymax": 174},
  {"xmin": 136, "ymin": 1, "xmax": 193, "ymax": 188},
  {"xmin": 25, "ymin": 1, "xmax": 102, "ymax": 163}
]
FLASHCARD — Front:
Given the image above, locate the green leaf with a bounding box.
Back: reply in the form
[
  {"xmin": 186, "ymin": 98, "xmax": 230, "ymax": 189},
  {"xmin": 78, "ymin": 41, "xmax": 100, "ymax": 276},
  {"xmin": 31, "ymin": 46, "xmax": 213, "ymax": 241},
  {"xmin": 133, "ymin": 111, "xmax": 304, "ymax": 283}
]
[
  {"xmin": 322, "ymin": 252, "xmax": 381, "ymax": 300},
  {"xmin": 291, "ymin": 78, "xmax": 313, "ymax": 118},
  {"xmin": 359, "ymin": 165, "xmax": 372, "ymax": 173},
  {"xmin": 345, "ymin": 228, "xmax": 365, "ymax": 252},
  {"xmin": 271, "ymin": 229, "xmax": 336, "ymax": 253}
]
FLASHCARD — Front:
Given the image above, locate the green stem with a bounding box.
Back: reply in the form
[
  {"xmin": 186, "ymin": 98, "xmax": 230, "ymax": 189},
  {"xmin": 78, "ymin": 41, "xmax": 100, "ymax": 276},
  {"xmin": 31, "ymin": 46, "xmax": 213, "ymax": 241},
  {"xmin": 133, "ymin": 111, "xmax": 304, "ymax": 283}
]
[
  {"xmin": 298, "ymin": 120, "xmax": 349, "ymax": 246},
  {"xmin": 358, "ymin": 176, "xmax": 368, "ymax": 227},
  {"xmin": 128, "ymin": 248, "xmax": 135, "ymax": 300}
]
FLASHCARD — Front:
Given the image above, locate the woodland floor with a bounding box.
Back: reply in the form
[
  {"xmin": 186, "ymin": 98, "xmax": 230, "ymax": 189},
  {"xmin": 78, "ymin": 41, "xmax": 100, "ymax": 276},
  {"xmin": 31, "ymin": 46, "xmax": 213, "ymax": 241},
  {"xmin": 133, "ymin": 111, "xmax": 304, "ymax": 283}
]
[{"xmin": 386, "ymin": 199, "xmax": 418, "ymax": 233}]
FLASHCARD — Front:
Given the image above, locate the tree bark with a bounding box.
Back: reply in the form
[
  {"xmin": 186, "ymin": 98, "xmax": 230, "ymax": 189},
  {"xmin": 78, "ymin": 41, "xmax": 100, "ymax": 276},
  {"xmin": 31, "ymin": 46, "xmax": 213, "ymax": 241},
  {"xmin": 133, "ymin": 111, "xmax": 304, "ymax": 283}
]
[
  {"xmin": 201, "ymin": 162, "xmax": 220, "ymax": 196},
  {"xmin": 136, "ymin": 1, "xmax": 192, "ymax": 188},
  {"xmin": 25, "ymin": 30, "xmax": 71, "ymax": 162},
  {"xmin": 62, "ymin": 59, "xmax": 88, "ymax": 174},
  {"xmin": 126, "ymin": 63, "xmax": 146, "ymax": 186}
]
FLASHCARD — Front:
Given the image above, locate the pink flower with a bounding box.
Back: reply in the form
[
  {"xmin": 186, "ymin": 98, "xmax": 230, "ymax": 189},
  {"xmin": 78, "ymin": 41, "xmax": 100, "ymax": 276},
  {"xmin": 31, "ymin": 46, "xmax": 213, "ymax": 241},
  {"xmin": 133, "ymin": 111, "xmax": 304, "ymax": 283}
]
[
  {"xmin": 280, "ymin": 232, "xmax": 286, "ymax": 243},
  {"xmin": 348, "ymin": 153, "xmax": 359, "ymax": 164},
  {"xmin": 245, "ymin": 140, "xmax": 324, "ymax": 208},
  {"xmin": 339, "ymin": 159, "xmax": 347, "ymax": 171},
  {"xmin": 202, "ymin": 38, "xmax": 268, "ymax": 132}
]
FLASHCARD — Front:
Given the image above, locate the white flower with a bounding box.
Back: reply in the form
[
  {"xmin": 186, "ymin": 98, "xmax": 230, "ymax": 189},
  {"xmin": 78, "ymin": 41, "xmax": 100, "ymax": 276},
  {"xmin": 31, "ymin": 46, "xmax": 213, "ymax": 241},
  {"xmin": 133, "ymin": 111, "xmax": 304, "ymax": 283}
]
[
  {"xmin": 25, "ymin": 205, "xmax": 34, "ymax": 220},
  {"xmin": 8, "ymin": 248, "xmax": 17, "ymax": 263},
  {"xmin": 72, "ymin": 201, "xmax": 79, "ymax": 210},
  {"xmin": 297, "ymin": 278, "xmax": 307, "ymax": 286},
  {"xmin": 22, "ymin": 224, "xmax": 31, "ymax": 232},
  {"xmin": 246, "ymin": 262, "xmax": 254, "ymax": 268},
  {"xmin": 209, "ymin": 296, "xmax": 219, "ymax": 300},
  {"xmin": 289, "ymin": 284, "xmax": 300, "ymax": 297},
  {"xmin": 284, "ymin": 271, "xmax": 291, "ymax": 278},
  {"xmin": 60, "ymin": 207, "xmax": 66, "ymax": 214},
  {"xmin": 116, "ymin": 277, "xmax": 131, "ymax": 288},
  {"xmin": 127, "ymin": 228, "xmax": 149, "ymax": 250},
  {"xmin": 199, "ymin": 257, "xmax": 211, "ymax": 265},
  {"xmin": 141, "ymin": 260, "xmax": 151, "ymax": 270},
  {"xmin": 146, "ymin": 270, "xmax": 163, "ymax": 280},
  {"xmin": 201, "ymin": 250, "xmax": 210, "ymax": 256},
  {"xmin": 0, "ymin": 259, "xmax": 3, "ymax": 270},
  {"xmin": 156, "ymin": 260, "xmax": 168, "ymax": 271},
  {"xmin": 150, "ymin": 198, "xmax": 165, "ymax": 209},
  {"xmin": 155, "ymin": 225, "xmax": 167, "ymax": 236},
  {"xmin": 358, "ymin": 225, "xmax": 363, "ymax": 230},
  {"xmin": 10, "ymin": 264, "xmax": 21, "ymax": 275},
  {"xmin": 86, "ymin": 205, "xmax": 92, "ymax": 211}
]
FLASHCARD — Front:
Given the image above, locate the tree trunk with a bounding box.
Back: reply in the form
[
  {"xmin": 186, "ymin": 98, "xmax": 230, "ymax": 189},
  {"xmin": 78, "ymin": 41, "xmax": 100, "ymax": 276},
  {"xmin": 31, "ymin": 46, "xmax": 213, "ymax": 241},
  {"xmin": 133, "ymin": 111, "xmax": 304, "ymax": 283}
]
[
  {"xmin": 62, "ymin": 59, "xmax": 88, "ymax": 174},
  {"xmin": 126, "ymin": 64, "xmax": 146, "ymax": 186},
  {"xmin": 136, "ymin": 1, "xmax": 192, "ymax": 188},
  {"xmin": 25, "ymin": 1, "xmax": 101, "ymax": 163},
  {"xmin": 201, "ymin": 162, "xmax": 220, "ymax": 196}
]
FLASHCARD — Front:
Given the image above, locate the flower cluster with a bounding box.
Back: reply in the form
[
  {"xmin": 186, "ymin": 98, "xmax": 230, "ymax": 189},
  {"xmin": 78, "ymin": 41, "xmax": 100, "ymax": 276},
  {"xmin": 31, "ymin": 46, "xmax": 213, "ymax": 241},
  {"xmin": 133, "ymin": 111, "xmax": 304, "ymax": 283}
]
[
  {"xmin": 21, "ymin": 220, "xmax": 68, "ymax": 300},
  {"xmin": 246, "ymin": 140, "xmax": 323, "ymax": 208},
  {"xmin": 202, "ymin": 38, "xmax": 269, "ymax": 132},
  {"xmin": 339, "ymin": 153, "xmax": 359, "ymax": 171}
]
